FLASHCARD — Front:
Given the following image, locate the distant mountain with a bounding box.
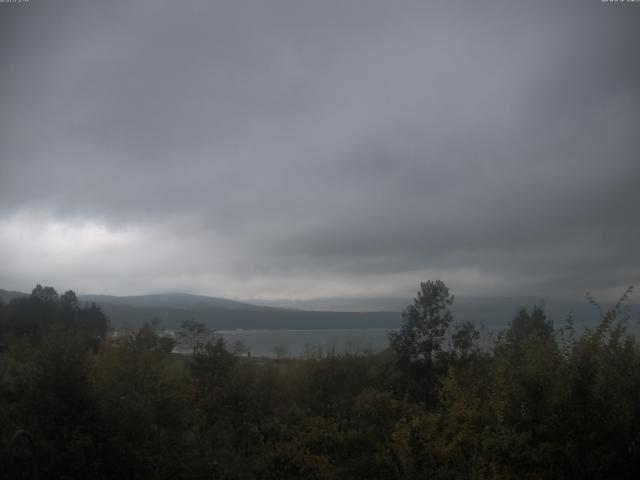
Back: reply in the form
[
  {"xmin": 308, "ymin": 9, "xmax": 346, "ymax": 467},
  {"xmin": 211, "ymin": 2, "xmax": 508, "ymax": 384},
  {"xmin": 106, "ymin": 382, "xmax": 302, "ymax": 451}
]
[
  {"xmin": 73, "ymin": 292, "xmax": 400, "ymax": 330},
  {"xmin": 249, "ymin": 295, "xmax": 621, "ymax": 319},
  {"xmin": 250, "ymin": 295, "xmax": 639, "ymax": 330},
  {"xmin": 79, "ymin": 293, "xmax": 263, "ymax": 311},
  {"xmin": 2, "ymin": 289, "xmax": 398, "ymax": 330},
  {"xmin": 249, "ymin": 297, "xmax": 409, "ymax": 312},
  {"xmin": 2, "ymin": 288, "xmax": 637, "ymax": 332},
  {"xmin": 84, "ymin": 293, "xmax": 635, "ymax": 331}
]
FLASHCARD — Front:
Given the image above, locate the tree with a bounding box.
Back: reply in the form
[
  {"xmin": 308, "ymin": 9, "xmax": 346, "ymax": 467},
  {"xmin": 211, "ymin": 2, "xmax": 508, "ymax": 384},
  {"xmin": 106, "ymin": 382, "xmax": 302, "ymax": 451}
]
[
  {"xmin": 175, "ymin": 319, "xmax": 212, "ymax": 353},
  {"xmin": 60, "ymin": 290, "xmax": 80, "ymax": 309},
  {"xmin": 389, "ymin": 280, "xmax": 454, "ymax": 364},
  {"xmin": 387, "ymin": 280, "xmax": 456, "ymax": 405},
  {"xmin": 501, "ymin": 305, "xmax": 553, "ymax": 348},
  {"xmin": 31, "ymin": 284, "xmax": 59, "ymax": 304},
  {"xmin": 125, "ymin": 321, "xmax": 175, "ymax": 353},
  {"xmin": 451, "ymin": 321, "xmax": 481, "ymax": 359},
  {"xmin": 1, "ymin": 285, "xmax": 108, "ymax": 344},
  {"xmin": 191, "ymin": 337, "xmax": 236, "ymax": 392}
]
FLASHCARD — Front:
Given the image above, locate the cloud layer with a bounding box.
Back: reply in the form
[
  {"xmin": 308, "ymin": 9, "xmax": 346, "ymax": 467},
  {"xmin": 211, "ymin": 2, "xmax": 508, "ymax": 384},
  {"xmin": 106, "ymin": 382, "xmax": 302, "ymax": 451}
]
[{"xmin": 1, "ymin": 0, "xmax": 639, "ymax": 300}]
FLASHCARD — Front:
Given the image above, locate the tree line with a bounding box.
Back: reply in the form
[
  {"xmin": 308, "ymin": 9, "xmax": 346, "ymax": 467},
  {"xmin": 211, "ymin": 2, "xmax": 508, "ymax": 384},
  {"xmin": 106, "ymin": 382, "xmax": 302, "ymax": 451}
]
[{"xmin": 1, "ymin": 281, "xmax": 639, "ymax": 479}]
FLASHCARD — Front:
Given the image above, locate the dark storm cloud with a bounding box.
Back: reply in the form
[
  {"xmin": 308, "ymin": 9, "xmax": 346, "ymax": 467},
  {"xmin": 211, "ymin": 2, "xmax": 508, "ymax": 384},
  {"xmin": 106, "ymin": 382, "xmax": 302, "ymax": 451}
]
[{"xmin": 1, "ymin": 0, "xmax": 639, "ymax": 299}]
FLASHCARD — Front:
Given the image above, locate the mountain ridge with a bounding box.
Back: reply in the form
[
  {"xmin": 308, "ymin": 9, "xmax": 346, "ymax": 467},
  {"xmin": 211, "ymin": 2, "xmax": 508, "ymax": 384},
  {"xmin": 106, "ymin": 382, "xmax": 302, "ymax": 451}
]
[{"xmin": 2, "ymin": 288, "xmax": 637, "ymax": 331}]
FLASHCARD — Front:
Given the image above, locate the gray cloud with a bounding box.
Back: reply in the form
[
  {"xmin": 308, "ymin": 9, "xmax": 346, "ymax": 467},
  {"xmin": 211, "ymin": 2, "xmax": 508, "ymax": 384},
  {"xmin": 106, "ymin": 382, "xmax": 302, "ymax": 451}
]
[{"xmin": 1, "ymin": 0, "xmax": 639, "ymax": 300}]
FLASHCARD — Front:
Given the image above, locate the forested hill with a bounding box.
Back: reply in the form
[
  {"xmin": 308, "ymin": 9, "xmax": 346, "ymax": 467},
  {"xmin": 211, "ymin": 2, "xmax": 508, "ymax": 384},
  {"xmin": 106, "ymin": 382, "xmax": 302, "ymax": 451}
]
[
  {"xmin": 2, "ymin": 289, "xmax": 637, "ymax": 331},
  {"xmin": 79, "ymin": 294, "xmax": 402, "ymax": 330},
  {"xmin": 72, "ymin": 293, "xmax": 640, "ymax": 330},
  {"xmin": 79, "ymin": 293, "xmax": 264, "ymax": 311},
  {"xmin": 3, "ymin": 290, "xmax": 401, "ymax": 330}
]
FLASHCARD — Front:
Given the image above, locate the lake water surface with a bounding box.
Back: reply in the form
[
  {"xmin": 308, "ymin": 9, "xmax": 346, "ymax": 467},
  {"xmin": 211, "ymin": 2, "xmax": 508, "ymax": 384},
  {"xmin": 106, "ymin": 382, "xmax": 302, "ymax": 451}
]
[
  {"xmin": 216, "ymin": 328, "xmax": 392, "ymax": 357},
  {"xmin": 170, "ymin": 327, "xmax": 502, "ymax": 357}
]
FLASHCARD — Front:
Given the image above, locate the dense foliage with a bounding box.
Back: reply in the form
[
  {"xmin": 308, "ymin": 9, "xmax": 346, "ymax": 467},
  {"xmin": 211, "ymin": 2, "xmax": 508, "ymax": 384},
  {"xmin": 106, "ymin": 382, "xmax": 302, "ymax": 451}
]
[{"xmin": 1, "ymin": 282, "xmax": 639, "ymax": 479}]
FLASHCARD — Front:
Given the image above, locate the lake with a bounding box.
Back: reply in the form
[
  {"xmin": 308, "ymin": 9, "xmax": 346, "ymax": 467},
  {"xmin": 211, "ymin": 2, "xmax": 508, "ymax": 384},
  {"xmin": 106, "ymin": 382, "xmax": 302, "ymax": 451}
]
[
  {"xmin": 211, "ymin": 328, "xmax": 392, "ymax": 357},
  {"xmin": 169, "ymin": 326, "xmax": 503, "ymax": 357}
]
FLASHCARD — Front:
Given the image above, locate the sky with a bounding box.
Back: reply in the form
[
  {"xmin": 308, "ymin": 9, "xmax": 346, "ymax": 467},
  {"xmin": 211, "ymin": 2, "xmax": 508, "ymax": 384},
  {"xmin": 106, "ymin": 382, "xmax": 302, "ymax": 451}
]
[{"xmin": 1, "ymin": 0, "xmax": 639, "ymax": 302}]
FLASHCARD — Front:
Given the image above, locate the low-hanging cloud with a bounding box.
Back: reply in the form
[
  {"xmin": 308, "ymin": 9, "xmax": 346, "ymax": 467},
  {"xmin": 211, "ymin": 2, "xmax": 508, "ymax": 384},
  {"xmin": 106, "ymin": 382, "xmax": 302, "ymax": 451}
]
[{"xmin": 1, "ymin": 0, "xmax": 639, "ymax": 300}]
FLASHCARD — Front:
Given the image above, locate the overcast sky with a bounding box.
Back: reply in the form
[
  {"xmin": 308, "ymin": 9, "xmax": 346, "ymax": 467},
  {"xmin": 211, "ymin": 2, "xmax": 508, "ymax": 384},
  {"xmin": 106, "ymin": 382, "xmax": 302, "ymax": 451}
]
[{"xmin": 1, "ymin": 0, "xmax": 639, "ymax": 301}]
